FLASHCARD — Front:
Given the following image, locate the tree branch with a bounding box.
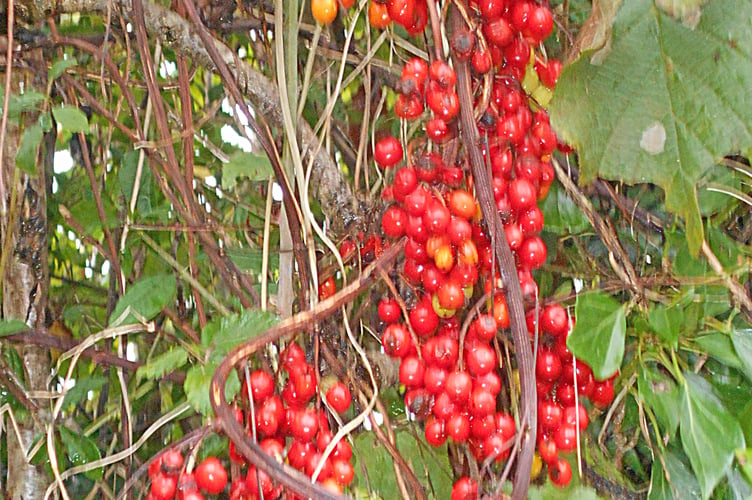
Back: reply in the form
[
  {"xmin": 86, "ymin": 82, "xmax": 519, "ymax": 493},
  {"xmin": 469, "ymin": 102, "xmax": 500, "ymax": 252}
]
[{"xmin": 31, "ymin": 0, "xmax": 364, "ymax": 235}]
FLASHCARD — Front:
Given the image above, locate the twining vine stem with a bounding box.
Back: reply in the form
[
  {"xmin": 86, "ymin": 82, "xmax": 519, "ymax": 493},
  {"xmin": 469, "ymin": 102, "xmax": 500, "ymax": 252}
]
[{"xmin": 449, "ymin": 6, "xmax": 537, "ymax": 499}]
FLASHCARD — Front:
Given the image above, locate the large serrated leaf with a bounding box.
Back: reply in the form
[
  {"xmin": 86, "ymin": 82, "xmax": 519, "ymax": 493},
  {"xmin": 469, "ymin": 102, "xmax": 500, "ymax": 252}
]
[
  {"xmin": 110, "ymin": 274, "xmax": 176, "ymax": 326},
  {"xmin": 549, "ymin": 0, "xmax": 752, "ymax": 255},
  {"xmin": 184, "ymin": 362, "xmax": 239, "ymax": 416},
  {"xmin": 567, "ymin": 292, "xmax": 626, "ymax": 379},
  {"xmin": 680, "ymin": 372, "xmax": 746, "ymax": 499},
  {"xmin": 201, "ymin": 308, "xmax": 278, "ymax": 357}
]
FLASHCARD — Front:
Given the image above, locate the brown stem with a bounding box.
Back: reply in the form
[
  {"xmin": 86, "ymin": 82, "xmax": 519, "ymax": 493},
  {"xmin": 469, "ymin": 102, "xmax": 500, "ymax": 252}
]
[
  {"xmin": 3, "ymin": 329, "xmax": 186, "ymax": 383},
  {"xmin": 449, "ymin": 6, "xmax": 536, "ymax": 499},
  {"xmin": 179, "ymin": 0, "xmax": 313, "ymax": 310}
]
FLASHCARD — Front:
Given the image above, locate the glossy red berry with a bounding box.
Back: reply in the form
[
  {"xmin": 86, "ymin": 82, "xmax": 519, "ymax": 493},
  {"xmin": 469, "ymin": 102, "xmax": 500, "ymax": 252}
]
[
  {"xmin": 195, "ymin": 457, "xmax": 228, "ymax": 495},
  {"xmin": 326, "ymin": 382, "xmax": 352, "ymax": 414},
  {"xmin": 374, "ymin": 135, "xmax": 403, "ymax": 168}
]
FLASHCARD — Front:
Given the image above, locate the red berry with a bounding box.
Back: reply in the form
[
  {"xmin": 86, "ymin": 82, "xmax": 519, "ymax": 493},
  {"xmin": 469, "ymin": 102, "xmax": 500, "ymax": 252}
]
[
  {"xmin": 451, "ymin": 477, "xmax": 478, "ymax": 500},
  {"xmin": 195, "ymin": 457, "xmax": 228, "ymax": 495},
  {"xmin": 591, "ymin": 378, "xmax": 616, "ymax": 408},
  {"xmin": 399, "ymin": 355, "xmax": 426, "ymax": 388},
  {"xmin": 465, "ymin": 342, "xmax": 497, "ymax": 376},
  {"xmin": 382, "ymin": 205, "xmax": 408, "ymax": 238},
  {"xmin": 151, "ymin": 473, "xmax": 178, "ymax": 499},
  {"xmin": 382, "ymin": 323, "xmax": 413, "ymax": 358},
  {"xmin": 160, "ymin": 449, "xmax": 184, "ymax": 475},
  {"xmin": 445, "ymin": 370, "xmax": 472, "ymax": 404},
  {"xmin": 425, "ymin": 417, "xmax": 447, "ymax": 446},
  {"xmin": 446, "ymin": 412, "xmax": 471, "ymax": 443},
  {"xmin": 291, "ymin": 408, "xmax": 320, "ymax": 442},
  {"xmin": 374, "ymin": 135, "xmax": 403, "ymax": 168},
  {"xmin": 549, "ymin": 457, "xmax": 573, "ymax": 487},
  {"xmin": 246, "ymin": 369, "xmax": 275, "ymax": 403},
  {"xmin": 378, "ymin": 297, "xmax": 401, "ymax": 323},
  {"xmin": 326, "ymin": 382, "xmax": 352, "ymax": 414}
]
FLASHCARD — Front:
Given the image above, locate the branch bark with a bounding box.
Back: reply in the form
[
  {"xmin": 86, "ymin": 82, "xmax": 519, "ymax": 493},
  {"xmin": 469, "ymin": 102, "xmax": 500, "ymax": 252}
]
[
  {"xmin": 1, "ymin": 46, "xmax": 51, "ymax": 500},
  {"xmin": 27, "ymin": 0, "xmax": 364, "ymax": 234}
]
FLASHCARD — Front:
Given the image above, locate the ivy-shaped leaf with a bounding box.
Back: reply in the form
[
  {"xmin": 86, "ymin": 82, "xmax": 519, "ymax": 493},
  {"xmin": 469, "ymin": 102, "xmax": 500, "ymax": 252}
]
[
  {"xmin": 52, "ymin": 105, "xmax": 89, "ymax": 133},
  {"xmin": 567, "ymin": 292, "xmax": 626, "ymax": 379},
  {"xmin": 110, "ymin": 274, "xmax": 176, "ymax": 326},
  {"xmin": 184, "ymin": 361, "xmax": 240, "ymax": 416},
  {"xmin": 137, "ymin": 348, "xmax": 189, "ymax": 381},
  {"xmin": 550, "ymin": 0, "xmax": 752, "ymax": 255},
  {"xmin": 59, "ymin": 426, "xmax": 103, "ymax": 481},
  {"xmin": 680, "ymin": 372, "xmax": 745, "ymax": 499}
]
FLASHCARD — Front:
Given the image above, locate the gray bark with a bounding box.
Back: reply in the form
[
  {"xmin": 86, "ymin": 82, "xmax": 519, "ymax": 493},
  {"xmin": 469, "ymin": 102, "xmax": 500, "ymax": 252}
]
[{"xmin": 1, "ymin": 49, "xmax": 51, "ymax": 499}]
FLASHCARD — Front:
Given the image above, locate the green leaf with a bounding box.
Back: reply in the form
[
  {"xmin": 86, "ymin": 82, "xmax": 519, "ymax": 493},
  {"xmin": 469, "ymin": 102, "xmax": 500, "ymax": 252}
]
[
  {"xmin": 137, "ymin": 348, "xmax": 189, "ymax": 380},
  {"xmin": 48, "ymin": 58, "xmax": 78, "ymax": 81},
  {"xmin": 52, "ymin": 105, "xmax": 89, "ymax": 133},
  {"xmin": 0, "ymin": 319, "xmax": 28, "ymax": 337},
  {"xmin": 62, "ymin": 376, "xmax": 106, "ymax": 409},
  {"xmin": 15, "ymin": 124, "xmax": 44, "ymax": 176},
  {"xmin": 59, "ymin": 426, "xmax": 103, "ymax": 481},
  {"xmin": 184, "ymin": 361, "xmax": 239, "ymax": 416},
  {"xmin": 693, "ymin": 332, "xmax": 744, "ymax": 371},
  {"xmin": 638, "ymin": 367, "xmax": 681, "ymax": 437},
  {"xmin": 549, "ymin": 0, "xmax": 752, "ymax": 255},
  {"xmin": 0, "ymin": 90, "xmax": 46, "ymax": 118},
  {"xmin": 221, "ymin": 150, "xmax": 273, "ymax": 190},
  {"xmin": 110, "ymin": 274, "xmax": 177, "ymax": 326},
  {"xmin": 649, "ymin": 447, "xmax": 702, "ymax": 500},
  {"xmin": 201, "ymin": 308, "xmax": 278, "ymax": 357},
  {"xmin": 680, "ymin": 372, "xmax": 746, "ymax": 499},
  {"xmin": 529, "ymin": 483, "xmax": 600, "ymax": 500},
  {"xmin": 538, "ymin": 182, "xmax": 590, "ymax": 236},
  {"xmin": 353, "ymin": 429, "xmax": 452, "ymax": 500},
  {"xmin": 567, "ymin": 292, "xmax": 626, "ymax": 379},
  {"xmin": 730, "ymin": 328, "xmax": 752, "ymax": 383},
  {"xmin": 648, "ymin": 304, "xmax": 682, "ymax": 346}
]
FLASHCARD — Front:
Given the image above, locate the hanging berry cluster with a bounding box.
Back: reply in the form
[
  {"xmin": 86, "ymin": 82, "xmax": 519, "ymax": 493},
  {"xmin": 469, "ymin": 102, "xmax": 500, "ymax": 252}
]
[
  {"xmin": 226, "ymin": 344, "xmax": 356, "ymax": 498},
  {"xmin": 147, "ymin": 343, "xmax": 355, "ymax": 499},
  {"xmin": 373, "ymin": 0, "xmax": 617, "ymax": 496}
]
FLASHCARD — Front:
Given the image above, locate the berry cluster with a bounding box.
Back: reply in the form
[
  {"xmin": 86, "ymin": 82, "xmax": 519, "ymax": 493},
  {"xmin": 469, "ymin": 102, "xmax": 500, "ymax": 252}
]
[
  {"xmin": 528, "ymin": 304, "xmax": 616, "ymax": 486},
  {"xmin": 227, "ymin": 343, "xmax": 355, "ymax": 498},
  {"xmin": 147, "ymin": 450, "xmax": 227, "ymax": 499},
  {"xmin": 372, "ymin": 0, "xmax": 617, "ymax": 495}
]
